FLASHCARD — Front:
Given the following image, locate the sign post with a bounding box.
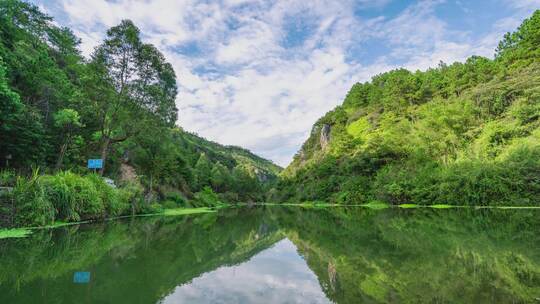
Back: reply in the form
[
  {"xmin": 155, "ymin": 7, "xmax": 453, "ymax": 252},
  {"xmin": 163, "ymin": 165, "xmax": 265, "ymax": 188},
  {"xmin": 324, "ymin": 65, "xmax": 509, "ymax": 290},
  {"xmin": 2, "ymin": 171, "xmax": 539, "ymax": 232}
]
[
  {"xmin": 87, "ymin": 159, "xmax": 103, "ymax": 173},
  {"xmin": 73, "ymin": 271, "xmax": 91, "ymax": 284}
]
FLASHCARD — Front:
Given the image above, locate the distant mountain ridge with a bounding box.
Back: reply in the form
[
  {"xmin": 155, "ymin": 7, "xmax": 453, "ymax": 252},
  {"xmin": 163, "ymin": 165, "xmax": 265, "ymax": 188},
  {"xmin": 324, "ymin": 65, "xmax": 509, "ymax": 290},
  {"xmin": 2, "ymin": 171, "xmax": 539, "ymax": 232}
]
[{"xmin": 179, "ymin": 130, "xmax": 282, "ymax": 180}]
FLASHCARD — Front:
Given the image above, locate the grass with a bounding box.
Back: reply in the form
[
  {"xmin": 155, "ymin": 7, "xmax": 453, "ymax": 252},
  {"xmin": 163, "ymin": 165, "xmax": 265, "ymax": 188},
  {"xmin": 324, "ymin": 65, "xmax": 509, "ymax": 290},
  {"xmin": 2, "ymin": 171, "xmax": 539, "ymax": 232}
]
[
  {"xmin": 267, "ymin": 202, "xmax": 340, "ymax": 209},
  {"xmin": 430, "ymin": 204, "xmax": 456, "ymax": 209},
  {"xmin": 298, "ymin": 201, "xmax": 336, "ymax": 208},
  {"xmin": 264, "ymin": 202, "xmax": 540, "ymax": 210},
  {"xmin": 162, "ymin": 207, "xmax": 216, "ymax": 216},
  {"xmin": 3, "ymin": 203, "xmax": 538, "ymax": 240},
  {"xmin": 39, "ymin": 220, "xmax": 94, "ymax": 229},
  {"xmin": 398, "ymin": 204, "xmax": 419, "ymax": 209},
  {"xmin": 476, "ymin": 206, "xmax": 540, "ymax": 209},
  {"xmin": 361, "ymin": 201, "xmax": 390, "ymax": 209},
  {"xmin": 0, "ymin": 207, "xmax": 221, "ymax": 239},
  {"xmin": 0, "ymin": 228, "xmax": 33, "ymax": 239}
]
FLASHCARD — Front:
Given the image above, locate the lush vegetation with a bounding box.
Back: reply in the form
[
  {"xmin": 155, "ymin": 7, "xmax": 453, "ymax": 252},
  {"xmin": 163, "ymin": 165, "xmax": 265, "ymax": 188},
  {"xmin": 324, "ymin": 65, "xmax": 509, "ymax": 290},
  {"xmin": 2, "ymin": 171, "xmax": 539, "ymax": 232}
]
[
  {"xmin": 1, "ymin": 0, "xmax": 538, "ymax": 231},
  {"xmin": 0, "ymin": 170, "xmax": 144, "ymax": 227},
  {"xmin": 0, "ymin": 1, "xmax": 280, "ymax": 228},
  {"xmin": 277, "ymin": 10, "xmax": 540, "ymax": 206}
]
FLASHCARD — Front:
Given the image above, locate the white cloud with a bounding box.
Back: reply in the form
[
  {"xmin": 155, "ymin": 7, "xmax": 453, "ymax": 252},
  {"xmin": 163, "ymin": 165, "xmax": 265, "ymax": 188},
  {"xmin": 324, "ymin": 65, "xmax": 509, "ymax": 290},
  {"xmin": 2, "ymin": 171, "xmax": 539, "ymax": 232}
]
[
  {"xmin": 506, "ymin": 0, "xmax": 540, "ymax": 9},
  {"xmin": 37, "ymin": 0, "xmax": 537, "ymax": 166}
]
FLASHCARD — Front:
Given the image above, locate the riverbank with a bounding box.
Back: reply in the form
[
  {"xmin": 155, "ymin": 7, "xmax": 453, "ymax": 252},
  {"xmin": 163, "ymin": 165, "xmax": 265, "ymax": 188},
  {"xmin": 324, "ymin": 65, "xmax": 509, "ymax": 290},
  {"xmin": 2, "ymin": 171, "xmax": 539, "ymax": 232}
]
[
  {"xmin": 0, "ymin": 170, "xmax": 234, "ymax": 230},
  {"xmin": 0, "ymin": 207, "xmax": 217, "ymax": 239},
  {"xmin": 5, "ymin": 203, "xmax": 540, "ymax": 240},
  {"xmin": 266, "ymin": 201, "xmax": 540, "ymax": 210}
]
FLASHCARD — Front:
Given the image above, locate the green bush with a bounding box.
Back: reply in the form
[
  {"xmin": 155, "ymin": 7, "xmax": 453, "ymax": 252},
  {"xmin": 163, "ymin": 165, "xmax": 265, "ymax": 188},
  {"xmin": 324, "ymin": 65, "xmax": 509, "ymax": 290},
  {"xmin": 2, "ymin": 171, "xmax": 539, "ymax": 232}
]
[
  {"xmin": 118, "ymin": 181, "xmax": 144, "ymax": 215},
  {"xmin": 0, "ymin": 170, "xmax": 16, "ymax": 187},
  {"xmin": 6, "ymin": 171, "xmax": 147, "ymax": 227},
  {"xmin": 39, "ymin": 171, "xmax": 103, "ymax": 221},
  {"xmin": 193, "ymin": 186, "xmax": 223, "ymax": 207},
  {"xmin": 87, "ymin": 174, "xmax": 129, "ymax": 217},
  {"xmin": 432, "ymin": 161, "xmax": 507, "ymax": 206},
  {"xmin": 497, "ymin": 139, "xmax": 540, "ymax": 204},
  {"xmin": 161, "ymin": 200, "xmax": 177, "ymax": 209},
  {"xmin": 12, "ymin": 172, "xmax": 54, "ymax": 227},
  {"xmin": 164, "ymin": 191, "xmax": 186, "ymax": 206},
  {"xmin": 143, "ymin": 203, "xmax": 163, "ymax": 214},
  {"xmin": 219, "ymin": 191, "xmax": 239, "ymax": 204}
]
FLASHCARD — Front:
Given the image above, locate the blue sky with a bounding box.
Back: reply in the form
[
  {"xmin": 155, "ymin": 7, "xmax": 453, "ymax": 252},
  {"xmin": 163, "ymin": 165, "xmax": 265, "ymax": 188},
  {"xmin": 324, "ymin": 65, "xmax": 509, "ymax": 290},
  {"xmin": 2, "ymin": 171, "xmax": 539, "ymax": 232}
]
[{"xmin": 32, "ymin": 0, "xmax": 540, "ymax": 166}]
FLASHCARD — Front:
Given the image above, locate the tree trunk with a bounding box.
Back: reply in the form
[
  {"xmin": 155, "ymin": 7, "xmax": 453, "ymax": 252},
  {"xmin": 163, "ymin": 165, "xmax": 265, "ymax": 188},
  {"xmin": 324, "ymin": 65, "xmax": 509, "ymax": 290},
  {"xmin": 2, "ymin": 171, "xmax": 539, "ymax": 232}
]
[
  {"xmin": 99, "ymin": 136, "xmax": 111, "ymax": 176},
  {"xmin": 55, "ymin": 142, "xmax": 68, "ymax": 171}
]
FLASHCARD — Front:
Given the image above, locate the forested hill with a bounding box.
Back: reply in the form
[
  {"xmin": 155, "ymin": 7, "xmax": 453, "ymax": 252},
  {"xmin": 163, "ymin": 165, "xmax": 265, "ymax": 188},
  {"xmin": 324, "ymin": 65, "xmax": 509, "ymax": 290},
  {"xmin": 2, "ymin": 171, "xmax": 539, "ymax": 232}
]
[
  {"xmin": 180, "ymin": 131, "xmax": 282, "ymax": 178},
  {"xmin": 0, "ymin": 0, "xmax": 280, "ymax": 226},
  {"xmin": 275, "ymin": 10, "xmax": 540, "ymax": 206}
]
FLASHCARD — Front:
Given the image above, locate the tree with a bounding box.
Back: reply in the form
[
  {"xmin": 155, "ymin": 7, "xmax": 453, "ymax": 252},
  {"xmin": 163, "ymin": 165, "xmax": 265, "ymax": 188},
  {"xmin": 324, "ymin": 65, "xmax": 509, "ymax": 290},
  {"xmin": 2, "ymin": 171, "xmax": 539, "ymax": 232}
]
[
  {"xmin": 0, "ymin": 58, "xmax": 23, "ymax": 167},
  {"xmin": 210, "ymin": 162, "xmax": 230, "ymax": 193},
  {"xmin": 0, "ymin": 57, "xmax": 45, "ymax": 168},
  {"xmin": 496, "ymin": 10, "xmax": 540, "ymax": 66},
  {"xmin": 130, "ymin": 127, "xmax": 190, "ymax": 191},
  {"xmin": 0, "ymin": 1, "xmax": 86, "ymax": 169},
  {"xmin": 193, "ymin": 154, "xmax": 212, "ymax": 191},
  {"xmin": 53, "ymin": 108, "xmax": 82, "ymax": 170},
  {"xmin": 231, "ymin": 165, "xmax": 259, "ymax": 196},
  {"xmin": 89, "ymin": 20, "xmax": 178, "ymax": 175}
]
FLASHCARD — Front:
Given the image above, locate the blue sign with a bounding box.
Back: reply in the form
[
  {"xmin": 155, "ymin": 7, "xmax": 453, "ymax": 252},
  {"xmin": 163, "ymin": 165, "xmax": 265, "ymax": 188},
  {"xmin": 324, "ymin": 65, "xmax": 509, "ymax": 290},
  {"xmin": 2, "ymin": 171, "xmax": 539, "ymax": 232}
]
[
  {"xmin": 73, "ymin": 271, "xmax": 91, "ymax": 283},
  {"xmin": 88, "ymin": 159, "xmax": 103, "ymax": 169}
]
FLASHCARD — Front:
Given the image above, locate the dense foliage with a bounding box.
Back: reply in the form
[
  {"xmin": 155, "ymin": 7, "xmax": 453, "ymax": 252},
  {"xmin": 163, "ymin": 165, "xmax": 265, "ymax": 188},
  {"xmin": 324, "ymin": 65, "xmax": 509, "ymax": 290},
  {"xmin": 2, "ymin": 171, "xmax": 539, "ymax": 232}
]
[
  {"xmin": 277, "ymin": 11, "xmax": 540, "ymax": 206},
  {"xmin": 1, "ymin": 170, "xmax": 142, "ymax": 227},
  {"xmin": 0, "ymin": 0, "xmax": 280, "ymax": 227}
]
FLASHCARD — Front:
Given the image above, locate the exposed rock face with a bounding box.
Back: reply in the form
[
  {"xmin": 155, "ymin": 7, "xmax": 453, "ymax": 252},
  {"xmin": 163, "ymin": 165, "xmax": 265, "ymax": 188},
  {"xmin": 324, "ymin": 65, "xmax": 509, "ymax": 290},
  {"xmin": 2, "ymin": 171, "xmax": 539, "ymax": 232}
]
[
  {"xmin": 320, "ymin": 124, "xmax": 331, "ymax": 150},
  {"xmin": 298, "ymin": 149, "xmax": 306, "ymax": 161},
  {"xmin": 311, "ymin": 125, "xmax": 320, "ymax": 135},
  {"xmin": 328, "ymin": 261, "xmax": 338, "ymax": 292},
  {"xmin": 120, "ymin": 163, "xmax": 138, "ymax": 184},
  {"xmin": 254, "ymin": 168, "xmax": 268, "ymax": 182}
]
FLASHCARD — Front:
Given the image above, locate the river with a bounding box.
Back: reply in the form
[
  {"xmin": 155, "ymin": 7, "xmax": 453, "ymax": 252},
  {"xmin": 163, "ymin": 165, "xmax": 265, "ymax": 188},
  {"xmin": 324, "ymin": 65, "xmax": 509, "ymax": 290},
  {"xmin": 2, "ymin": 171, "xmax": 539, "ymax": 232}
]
[{"xmin": 1, "ymin": 206, "xmax": 539, "ymax": 303}]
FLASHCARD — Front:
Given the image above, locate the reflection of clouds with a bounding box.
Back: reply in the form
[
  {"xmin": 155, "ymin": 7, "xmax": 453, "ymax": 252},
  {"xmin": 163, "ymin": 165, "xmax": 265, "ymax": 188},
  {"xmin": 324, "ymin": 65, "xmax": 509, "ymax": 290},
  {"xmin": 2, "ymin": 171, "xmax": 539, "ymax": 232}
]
[{"xmin": 162, "ymin": 239, "xmax": 331, "ymax": 304}]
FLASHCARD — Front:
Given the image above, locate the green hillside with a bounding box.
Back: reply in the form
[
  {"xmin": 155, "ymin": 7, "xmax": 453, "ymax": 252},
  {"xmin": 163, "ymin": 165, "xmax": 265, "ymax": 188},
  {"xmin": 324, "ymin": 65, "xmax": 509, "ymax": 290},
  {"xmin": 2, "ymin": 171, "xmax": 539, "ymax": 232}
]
[
  {"xmin": 277, "ymin": 11, "xmax": 540, "ymax": 206},
  {"xmin": 0, "ymin": 0, "xmax": 280, "ymax": 228},
  {"xmin": 179, "ymin": 131, "xmax": 282, "ymax": 178}
]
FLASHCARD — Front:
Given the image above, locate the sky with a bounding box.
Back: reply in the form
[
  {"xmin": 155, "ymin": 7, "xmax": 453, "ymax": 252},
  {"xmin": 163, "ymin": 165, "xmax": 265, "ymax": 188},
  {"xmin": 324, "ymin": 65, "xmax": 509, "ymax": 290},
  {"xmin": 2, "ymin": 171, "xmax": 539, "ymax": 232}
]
[{"xmin": 31, "ymin": 0, "xmax": 540, "ymax": 166}]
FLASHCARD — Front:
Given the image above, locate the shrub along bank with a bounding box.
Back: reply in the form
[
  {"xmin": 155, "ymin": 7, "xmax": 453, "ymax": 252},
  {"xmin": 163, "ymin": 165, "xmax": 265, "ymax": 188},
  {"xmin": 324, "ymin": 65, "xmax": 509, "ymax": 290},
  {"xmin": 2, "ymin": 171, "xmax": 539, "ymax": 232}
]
[{"xmin": 0, "ymin": 170, "xmax": 224, "ymax": 228}]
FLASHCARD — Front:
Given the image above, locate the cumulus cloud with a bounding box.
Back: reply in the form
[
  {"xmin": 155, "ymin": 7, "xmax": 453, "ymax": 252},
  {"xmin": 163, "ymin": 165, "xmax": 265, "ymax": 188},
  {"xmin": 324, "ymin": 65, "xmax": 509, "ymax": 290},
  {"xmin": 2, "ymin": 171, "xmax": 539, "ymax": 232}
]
[
  {"xmin": 506, "ymin": 0, "xmax": 540, "ymax": 9},
  {"xmin": 34, "ymin": 0, "xmax": 537, "ymax": 166}
]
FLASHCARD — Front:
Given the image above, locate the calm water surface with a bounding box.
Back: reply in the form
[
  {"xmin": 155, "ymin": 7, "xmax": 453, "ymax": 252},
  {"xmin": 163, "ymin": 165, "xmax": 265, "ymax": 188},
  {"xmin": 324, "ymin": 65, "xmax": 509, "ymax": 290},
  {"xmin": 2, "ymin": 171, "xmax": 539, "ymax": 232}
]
[{"xmin": 1, "ymin": 206, "xmax": 539, "ymax": 303}]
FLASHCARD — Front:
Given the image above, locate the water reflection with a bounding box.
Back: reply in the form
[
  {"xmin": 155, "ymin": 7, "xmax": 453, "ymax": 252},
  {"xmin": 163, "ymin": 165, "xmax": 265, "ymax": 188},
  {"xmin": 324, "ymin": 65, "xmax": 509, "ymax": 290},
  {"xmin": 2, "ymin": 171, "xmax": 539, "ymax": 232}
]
[
  {"xmin": 164, "ymin": 239, "xmax": 331, "ymax": 304},
  {"xmin": 0, "ymin": 207, "xmax": 539, "ymax": 303}
]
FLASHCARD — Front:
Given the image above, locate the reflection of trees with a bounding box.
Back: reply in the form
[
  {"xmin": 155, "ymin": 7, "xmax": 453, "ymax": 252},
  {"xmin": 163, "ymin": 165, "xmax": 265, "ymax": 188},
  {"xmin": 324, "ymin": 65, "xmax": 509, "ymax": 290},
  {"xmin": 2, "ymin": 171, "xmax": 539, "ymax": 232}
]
[
  {"xmin": 273, "ymin": 207, "xmax": 540, "ymax": 304},
  {"xmin": 0, "ymin": 208, "xmax": 283, "ymax": 303},
  {"xmin": 1, "ymin": 207, "xmax": 539, "ymax": 304}
]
